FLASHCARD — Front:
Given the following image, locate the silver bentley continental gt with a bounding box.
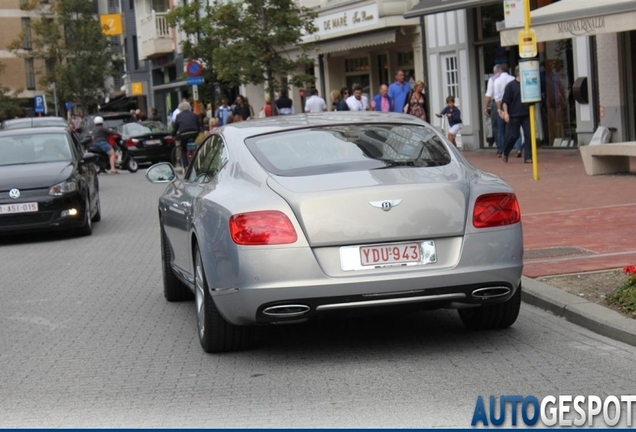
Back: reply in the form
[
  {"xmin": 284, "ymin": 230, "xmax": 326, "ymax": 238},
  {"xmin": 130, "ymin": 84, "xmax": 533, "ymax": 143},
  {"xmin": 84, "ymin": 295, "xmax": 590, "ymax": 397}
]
[{"xmin": 146, "ymin": 112, "xmax": 523, "ymax": 353}]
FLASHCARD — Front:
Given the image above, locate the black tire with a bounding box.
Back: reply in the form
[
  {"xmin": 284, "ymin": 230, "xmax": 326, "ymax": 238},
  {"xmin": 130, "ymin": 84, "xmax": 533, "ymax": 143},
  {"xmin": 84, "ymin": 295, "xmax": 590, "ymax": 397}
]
[
  {"xmin": 161, "ymin": 225, "xmax": 192, "ymax": 301},
  {"xmin": 194, "ymin": 245, "xmax": 252, "ymax": 353},
  {"xmin": 126, "ymin": 156, "xmax": 139, "ymax": 173},
  {"xmin": 458, "ymin": 284, "xmax": 522, "ymax": 330},
  {"xmin": 77, "ymin": 195, "xmax": 93, "ymax": 236},
  {"xmin": 91, "ymin": 193, "xmax": 101, "ymax": 222}
]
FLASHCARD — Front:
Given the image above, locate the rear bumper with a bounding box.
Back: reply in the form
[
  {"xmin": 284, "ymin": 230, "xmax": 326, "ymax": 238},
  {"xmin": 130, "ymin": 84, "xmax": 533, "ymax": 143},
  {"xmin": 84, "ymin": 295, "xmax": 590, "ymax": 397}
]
[{"xmin": 128, "ymin": 146, "xmax": 173, "ymax": 163}]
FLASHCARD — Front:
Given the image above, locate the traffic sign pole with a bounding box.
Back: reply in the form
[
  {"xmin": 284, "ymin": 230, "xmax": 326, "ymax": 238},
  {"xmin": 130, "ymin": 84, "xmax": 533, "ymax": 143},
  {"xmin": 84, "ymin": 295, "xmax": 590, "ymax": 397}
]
[{"xmin": 523, "ymin": 0, "xmax": 539, "ymax": 180}]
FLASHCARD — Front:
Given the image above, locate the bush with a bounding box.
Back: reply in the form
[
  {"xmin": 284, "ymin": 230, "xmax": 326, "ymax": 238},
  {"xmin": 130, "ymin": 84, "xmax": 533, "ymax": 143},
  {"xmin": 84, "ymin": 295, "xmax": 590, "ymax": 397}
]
[{"xmin": 607, "ymin": 266, "xmax": 636, "ymax": 316}]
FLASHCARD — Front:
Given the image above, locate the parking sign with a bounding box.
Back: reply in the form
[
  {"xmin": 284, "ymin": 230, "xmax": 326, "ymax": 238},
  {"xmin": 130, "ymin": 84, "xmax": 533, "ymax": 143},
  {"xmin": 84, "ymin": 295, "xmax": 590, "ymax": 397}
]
[{"xmin": 34, "ymin": 95, "xmax": 47, "ymax": 114}]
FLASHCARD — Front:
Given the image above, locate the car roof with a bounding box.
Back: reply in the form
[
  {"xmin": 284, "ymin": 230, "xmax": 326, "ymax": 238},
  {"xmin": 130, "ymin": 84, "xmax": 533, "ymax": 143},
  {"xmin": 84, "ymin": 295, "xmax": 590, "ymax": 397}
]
[
  {"xmin": 0, "ymin": 126, "xmax": 71, "ymax": 137},
  {"xmin": 220, "ymin": 112, "xmax": 427, "ymax": 141},
  {"xmin": 2, "ymin": 117, "xmax": 67, "ymax": 126},
  {"xmin": 91, "ymin": 112, "xmax": 134, "ymax": 118}
]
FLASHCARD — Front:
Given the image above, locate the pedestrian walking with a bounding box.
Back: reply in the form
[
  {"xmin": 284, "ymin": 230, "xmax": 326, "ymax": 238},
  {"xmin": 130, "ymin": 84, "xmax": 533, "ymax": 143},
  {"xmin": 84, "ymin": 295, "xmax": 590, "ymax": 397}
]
[
  {"xmin": 371, "ymin": 84, "xmax": 393, "ymax": 112},
  {"xmin": 404, "ymin": 80, "xmax": 427, "ymax": 121},
  {"xmin": 494, "ymin": 64, "xmax": 515, "ymax": 158},
  {"xmin": 304, "ymin": 88, "xmax": 327, "ymax": 113},
  {"xmin": 388, "ymin": 70, "xmax": 412, "ymax": 113},
  {"xmin": 346, "ymin": 85, "xmax": 369, "ymax": 111},
  {"xmin": 216, "ymin": 99, "xmax": 232, "ymax": 126},
  {"xmin": 275, "ymin": 91, "xmax": 295, "ymax": 115},
  {"xmin": 483, "ymin": 64, "xmax": 501, "ymax": 151},
  {"xmin": 501, "ymin": 66, "xmax": 532, "ymax": 163}
]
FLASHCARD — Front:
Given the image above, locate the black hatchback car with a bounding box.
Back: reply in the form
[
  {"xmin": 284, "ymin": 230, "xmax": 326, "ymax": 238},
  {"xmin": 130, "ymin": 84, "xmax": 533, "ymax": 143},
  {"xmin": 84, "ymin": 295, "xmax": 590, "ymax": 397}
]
[{"xmin": 0, "ymin": 127, "xmax": 101, "ymax": 236}]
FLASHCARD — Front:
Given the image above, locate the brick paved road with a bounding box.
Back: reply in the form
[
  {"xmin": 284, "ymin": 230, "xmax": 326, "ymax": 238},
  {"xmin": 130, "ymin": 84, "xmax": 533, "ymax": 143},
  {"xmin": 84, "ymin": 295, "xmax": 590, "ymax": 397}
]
[{"xmin": 1, "ymin": 172, "xmax": 636, "ymax": 427}]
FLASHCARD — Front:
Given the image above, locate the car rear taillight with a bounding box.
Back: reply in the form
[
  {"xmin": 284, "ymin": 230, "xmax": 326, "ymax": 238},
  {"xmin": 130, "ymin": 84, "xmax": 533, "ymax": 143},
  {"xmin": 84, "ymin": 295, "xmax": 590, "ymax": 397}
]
[
  {"xmin": 165, "ymin": 136, "xmax": 175, "ymax": 145},
  {"xmin": 229, "ymin": 211, "xmax": 297, "ymax": 245},
  {"xmin": 125, "ymin": 138, "xmax": 139, "ymax": 147},
  {"xmin": 473, "ymin": 193, "xmax": 520, "ymax": 228},
  {"xmin": 107, "ymin": 135, "xmax": 117, "ymax": 146}
]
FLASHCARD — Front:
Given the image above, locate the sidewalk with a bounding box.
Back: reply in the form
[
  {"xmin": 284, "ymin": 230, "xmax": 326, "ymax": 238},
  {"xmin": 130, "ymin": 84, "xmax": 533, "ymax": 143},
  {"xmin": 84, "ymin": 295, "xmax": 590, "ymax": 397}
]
[
  {"xmin": 463, "ymin": 148, "xmax": 636, "ymax": 278},
  {"xmin": 463, "ymin": 148, "xmax": 636, "ymax": 346}
]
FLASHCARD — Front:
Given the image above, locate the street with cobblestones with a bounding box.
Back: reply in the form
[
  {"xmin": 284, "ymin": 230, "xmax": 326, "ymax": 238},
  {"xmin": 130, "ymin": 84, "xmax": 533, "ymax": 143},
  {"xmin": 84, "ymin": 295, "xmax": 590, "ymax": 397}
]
[{"xmin": 2, "ymin": 170, "xmax": 636, "ymax": 428}]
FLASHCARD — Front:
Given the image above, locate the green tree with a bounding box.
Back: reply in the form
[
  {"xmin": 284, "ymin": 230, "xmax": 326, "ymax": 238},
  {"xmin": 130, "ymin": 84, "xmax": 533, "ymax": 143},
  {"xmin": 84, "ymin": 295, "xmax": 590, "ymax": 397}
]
[
  {"xmin": 10, "ymin": 0, "xmax": 121, "ymax": 112},
  {"xmin": 0, "ymin": 61, "xmax": 23, "ymax": 120},
  {"xmin": 169, "ymin": 0, "xmax": 317, "ymax": 114}
]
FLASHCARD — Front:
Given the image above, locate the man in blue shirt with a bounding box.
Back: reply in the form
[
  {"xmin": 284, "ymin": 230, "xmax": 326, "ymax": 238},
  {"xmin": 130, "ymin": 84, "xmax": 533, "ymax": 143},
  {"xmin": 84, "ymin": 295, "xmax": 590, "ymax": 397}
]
[
  {"xmin": 215, "ymin": 99, "xmax": 232, "ymax": 126},
  {"xmin": 388, "ymin": 70, "xmax": 412, "ymax": 113}
]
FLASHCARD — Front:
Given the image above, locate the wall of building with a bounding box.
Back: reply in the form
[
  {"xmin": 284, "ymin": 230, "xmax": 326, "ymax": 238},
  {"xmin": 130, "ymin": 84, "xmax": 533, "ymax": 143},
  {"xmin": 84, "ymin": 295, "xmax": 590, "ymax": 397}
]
[
  {"xmin": 424, "ymin": 9, "xmax": 479, "ymax": 150},
  {"xmin": 596, "ymin": 33, "xmax": 626, "ymax": 142}
]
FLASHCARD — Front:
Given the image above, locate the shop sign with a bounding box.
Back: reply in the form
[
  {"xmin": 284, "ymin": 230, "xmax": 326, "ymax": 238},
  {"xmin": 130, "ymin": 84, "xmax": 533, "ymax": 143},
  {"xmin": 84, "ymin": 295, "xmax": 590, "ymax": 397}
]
[
  {"xmin": 557, "ymin": 17, "xmax": 605, "ymax": 37},
  {"xmin": 313, "ymin": 4, "xmax": 379, "ymax": 38},
  {"xmin": 519, "ymin": 59, "xmax": 541, "ymax": 103}
]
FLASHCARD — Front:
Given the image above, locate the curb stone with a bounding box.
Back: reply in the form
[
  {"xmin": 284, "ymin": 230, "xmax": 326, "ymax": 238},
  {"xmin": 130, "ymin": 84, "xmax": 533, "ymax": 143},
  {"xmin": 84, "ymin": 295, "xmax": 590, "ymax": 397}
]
[{"xmin": 522, "ymin": 276, "xmax": 636, "ymax": 348}]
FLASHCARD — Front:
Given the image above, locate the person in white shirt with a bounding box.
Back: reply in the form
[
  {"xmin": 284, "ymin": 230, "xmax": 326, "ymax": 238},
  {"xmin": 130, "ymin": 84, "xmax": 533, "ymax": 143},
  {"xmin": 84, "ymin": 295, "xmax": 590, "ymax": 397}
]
[
  {"xmin": 483, "ymin": 64, "xmax": 501, "ymax": 151},
  {"xmin": 170, "ymin": 97, "xmax": 188, "ymax": 126},
  {"xmin": 493, "ymin": 64, "xmax": 515, "ymax": 157},
  {"xmin": 304, "ymin": 88, "xmax": 327, "ymax": 113},
  {"xmin": 346, "ymin": 85, "xmax": 370, "ymax": 111}
]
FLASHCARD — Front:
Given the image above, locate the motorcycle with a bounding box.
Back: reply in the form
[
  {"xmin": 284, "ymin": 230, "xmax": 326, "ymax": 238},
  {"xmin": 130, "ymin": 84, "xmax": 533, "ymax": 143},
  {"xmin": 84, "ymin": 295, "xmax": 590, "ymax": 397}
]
[{"xmin": 87, "ymin": 132, "xmax": 139, "ymax": 174}]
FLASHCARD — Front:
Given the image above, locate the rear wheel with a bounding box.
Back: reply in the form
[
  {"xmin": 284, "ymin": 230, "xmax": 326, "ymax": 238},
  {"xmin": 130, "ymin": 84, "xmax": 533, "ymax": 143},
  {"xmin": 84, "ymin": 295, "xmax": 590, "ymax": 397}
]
[
  {"xmin": 194, "ymin": 245, "xmax": 252, "ymax": 353},
  {"xmin": 126, "ymin": 156, "xmax": 139, "ymax": 173},
  {"xmin": 161, "ymin": 225, "xmax": 192, "ymax": 301},
  {"xmin": 458, "ymin": 284, "xmax": 521, "ymax": 330}
]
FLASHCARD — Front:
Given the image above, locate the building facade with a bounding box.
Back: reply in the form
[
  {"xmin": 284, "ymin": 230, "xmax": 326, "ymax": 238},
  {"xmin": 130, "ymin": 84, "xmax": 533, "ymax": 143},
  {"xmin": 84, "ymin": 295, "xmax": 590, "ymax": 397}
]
[{"xmin": 405, "ymin": 0, "xmax": 636, "ymax": 150}]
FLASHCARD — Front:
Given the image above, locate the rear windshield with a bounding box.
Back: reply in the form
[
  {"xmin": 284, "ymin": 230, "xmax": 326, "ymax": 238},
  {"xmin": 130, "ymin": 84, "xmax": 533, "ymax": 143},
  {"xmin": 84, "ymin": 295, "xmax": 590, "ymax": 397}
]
[{"xmin": 244, "ymin": 124, "xmax": 451, "ymax": 176}]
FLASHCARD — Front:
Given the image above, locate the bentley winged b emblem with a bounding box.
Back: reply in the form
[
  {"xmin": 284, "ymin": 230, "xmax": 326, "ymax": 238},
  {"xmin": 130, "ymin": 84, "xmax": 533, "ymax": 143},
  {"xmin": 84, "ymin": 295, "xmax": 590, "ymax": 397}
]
[{"xmin": 369, "ymin": 199, "xmax": 402, "ymax": 212}]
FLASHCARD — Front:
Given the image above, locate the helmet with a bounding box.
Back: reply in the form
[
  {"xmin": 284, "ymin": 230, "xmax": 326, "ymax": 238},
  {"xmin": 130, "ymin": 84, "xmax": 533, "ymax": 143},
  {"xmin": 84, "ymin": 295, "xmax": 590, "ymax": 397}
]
[{"xmin": 94, "ymin": 116, "xmax": 104, "ymax": 125}]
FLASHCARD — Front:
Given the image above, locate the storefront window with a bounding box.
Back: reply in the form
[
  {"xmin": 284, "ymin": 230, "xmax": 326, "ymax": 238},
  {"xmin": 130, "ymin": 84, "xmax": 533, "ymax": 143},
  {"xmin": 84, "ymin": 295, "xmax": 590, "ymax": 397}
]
[
  {"xmin": 346, "ymin": 57, "xmax": 370, "ymax": 95},
  {"xmin": 397, "ymin": 51, "xmax": 415, "ymax": 83}
]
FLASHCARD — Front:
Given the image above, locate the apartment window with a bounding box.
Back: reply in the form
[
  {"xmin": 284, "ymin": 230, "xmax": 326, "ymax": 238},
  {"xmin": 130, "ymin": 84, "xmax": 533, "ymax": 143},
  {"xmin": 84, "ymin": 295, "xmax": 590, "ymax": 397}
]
[
  {"xmin": 25, "ymin": 58, "xmax": 36, "ymax": 90},
  {"xmin": 442, "ymin": 54, "xmax": 460, "ymax": 99},
  {"xmin": 107, "ymin": 0, "xmax": 119, "ymax": 12},
  {"xmin": 45, "ymin": 58, "xmax": 55, "ymax": 76},
  {"xmin": 22, "ymin": 18, "xmax": 32, "ymax": 50},
  {"xmin": 110, "ymin": 36, "xmax": 123, "ymax": 55},
  {"xmin": 132, "ymin": 36, "xmax": 139, "ymax": 70}
]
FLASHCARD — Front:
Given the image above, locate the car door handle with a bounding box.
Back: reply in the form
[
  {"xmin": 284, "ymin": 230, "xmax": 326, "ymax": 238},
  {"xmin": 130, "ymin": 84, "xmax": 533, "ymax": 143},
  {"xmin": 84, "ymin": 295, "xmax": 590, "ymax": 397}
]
[{"xmin": 180, "ymin": 201, "xmax": 192, "ymax": 208}]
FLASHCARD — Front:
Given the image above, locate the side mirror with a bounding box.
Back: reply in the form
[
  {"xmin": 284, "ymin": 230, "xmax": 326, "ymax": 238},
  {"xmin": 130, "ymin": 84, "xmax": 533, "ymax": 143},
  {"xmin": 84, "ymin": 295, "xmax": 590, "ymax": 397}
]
[
  {"xmin": 146, "ymin": 162, "xmax": 177, "ymax": 183},
  {"xmin": 82, "ymin": 152, "xmax": 99, "ymax": 164}
]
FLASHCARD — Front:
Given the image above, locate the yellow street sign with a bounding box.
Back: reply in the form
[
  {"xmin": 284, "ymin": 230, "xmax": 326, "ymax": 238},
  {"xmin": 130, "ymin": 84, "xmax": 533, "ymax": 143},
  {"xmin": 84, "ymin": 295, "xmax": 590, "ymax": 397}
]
[
  {"xmin": 518, "ymin": 28, "xmax": 537, "ymax": 58},
  {"xmin": 131, "ymin": 82, "xmax": 143, "ymax": 95},
  {"xmin": 100, "ymin": 13, "xmax": 123, "ymax": 36}
]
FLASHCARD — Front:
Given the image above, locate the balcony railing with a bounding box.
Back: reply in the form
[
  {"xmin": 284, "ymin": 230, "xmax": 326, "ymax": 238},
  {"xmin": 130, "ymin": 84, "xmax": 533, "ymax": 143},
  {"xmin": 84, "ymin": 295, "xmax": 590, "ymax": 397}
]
[{"xmin": 138, "ymin": 11, "xmax": 174, "ymax": 60}]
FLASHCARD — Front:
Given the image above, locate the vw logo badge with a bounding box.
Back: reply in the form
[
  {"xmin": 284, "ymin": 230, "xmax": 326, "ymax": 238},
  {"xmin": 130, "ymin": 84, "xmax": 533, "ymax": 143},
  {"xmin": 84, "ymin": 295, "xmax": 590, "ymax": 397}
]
[{"xmin": 9, "ymin": 188, "xmax": 20, "ymax": 199}]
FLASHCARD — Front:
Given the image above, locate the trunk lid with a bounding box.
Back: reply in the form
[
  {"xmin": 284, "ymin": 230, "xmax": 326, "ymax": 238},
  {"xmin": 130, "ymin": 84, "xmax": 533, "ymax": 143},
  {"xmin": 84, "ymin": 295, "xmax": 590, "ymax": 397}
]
[{"xmin": 267, "ymin": 165, "xmax": 469, "ymax": 247}]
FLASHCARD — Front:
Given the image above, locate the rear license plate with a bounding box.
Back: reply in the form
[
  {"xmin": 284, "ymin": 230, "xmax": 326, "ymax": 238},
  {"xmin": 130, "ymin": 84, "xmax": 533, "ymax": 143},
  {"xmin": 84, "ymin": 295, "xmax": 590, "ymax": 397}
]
[
  {"xmin": 0, "ymin": 202, "xmax": 38, "ymax": 215},
  {"xmin": 145, "ymin": 139, "xmax": 161, "ymax": 145},
  {"xmin": 340, "ymin": 240, "xmax": 437, "ymax": 271}
]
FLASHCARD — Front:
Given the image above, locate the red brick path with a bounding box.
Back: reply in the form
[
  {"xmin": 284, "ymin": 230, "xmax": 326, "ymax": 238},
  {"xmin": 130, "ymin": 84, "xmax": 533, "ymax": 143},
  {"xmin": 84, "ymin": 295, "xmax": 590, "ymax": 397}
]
[{"xmin": 463, "ymin": 149, "xmax": 636, "ymax": 277}]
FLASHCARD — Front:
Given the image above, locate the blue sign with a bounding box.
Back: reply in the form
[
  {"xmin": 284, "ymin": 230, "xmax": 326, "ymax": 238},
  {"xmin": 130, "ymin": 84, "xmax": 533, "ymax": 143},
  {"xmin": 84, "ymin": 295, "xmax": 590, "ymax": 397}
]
[
  {"xmin": 34, "ymin": 95, "xmax": 46, "ymax": 114},
  {"xmin": 65, "ymin": 102, "xmax": 73, "ymax": 110},
  {"xmin": 187, "ymin": 76, "xmax": 204, "ymax": 86},
  {"xmin": 186, "ymin": 60, "xmax": 203, "ymax": 77},
  {"xmin": 519, "ymin": 60, "xmax": 541, "ymax": 103}
]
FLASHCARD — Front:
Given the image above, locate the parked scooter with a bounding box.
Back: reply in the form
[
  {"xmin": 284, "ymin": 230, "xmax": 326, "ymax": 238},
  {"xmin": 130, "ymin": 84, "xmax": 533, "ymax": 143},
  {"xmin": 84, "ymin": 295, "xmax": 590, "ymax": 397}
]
[{"xmin": 88, "ymin": 133, "xmax": 139, "ymax": 174}]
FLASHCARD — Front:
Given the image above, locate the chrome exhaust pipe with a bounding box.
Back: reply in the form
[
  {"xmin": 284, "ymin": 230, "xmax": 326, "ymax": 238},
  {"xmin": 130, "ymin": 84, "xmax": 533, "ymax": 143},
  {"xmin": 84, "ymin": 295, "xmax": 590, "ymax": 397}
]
[
  {"xmin": 262, "ymin": 304, "xmax": 311, "ymax": 317},
  {"xmin": 471, "ymin": 286, "xmax": 511, "ymax": 299}
]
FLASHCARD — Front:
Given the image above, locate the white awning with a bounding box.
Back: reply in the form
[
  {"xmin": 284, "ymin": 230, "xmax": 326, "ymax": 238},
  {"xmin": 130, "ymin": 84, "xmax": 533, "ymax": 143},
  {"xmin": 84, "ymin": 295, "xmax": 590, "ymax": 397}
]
[
  {"xmin": 404, "ymin": 0, "xmax": 500, "ymax": 19},
  {"xmin": 499, "ymin": 0, "xmax": 636, "ymax": 46},
  {"xmin": 316, "ymin": 30, "xmax": 396, "ymax": 54}
]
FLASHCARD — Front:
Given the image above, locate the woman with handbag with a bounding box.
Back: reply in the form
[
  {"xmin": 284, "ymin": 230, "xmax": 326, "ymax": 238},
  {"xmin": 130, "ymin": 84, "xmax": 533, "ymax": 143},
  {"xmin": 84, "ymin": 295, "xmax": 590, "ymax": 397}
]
[{"xmin": 404, "ymin": 80, "xmax": 427, "ymax": 122}]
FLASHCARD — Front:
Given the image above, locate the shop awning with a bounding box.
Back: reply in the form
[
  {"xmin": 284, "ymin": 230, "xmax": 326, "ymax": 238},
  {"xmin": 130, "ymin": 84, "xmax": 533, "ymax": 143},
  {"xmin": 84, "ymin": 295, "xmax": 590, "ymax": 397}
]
[
  {"xmin": 317, "ymin": 30, "xmax": 396, "ymax": 54},
  {"xmin": 404, "ymin": 0, "xmax": 500, "ymax": 19},
  {"xmin": 499, "ymin": 0, "xmax": 636, "ymax": 46}
]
